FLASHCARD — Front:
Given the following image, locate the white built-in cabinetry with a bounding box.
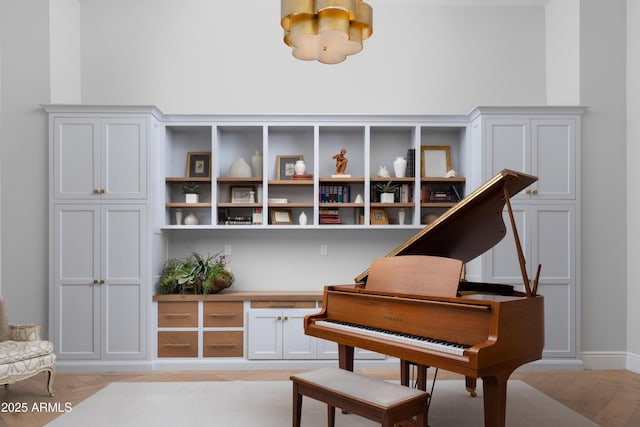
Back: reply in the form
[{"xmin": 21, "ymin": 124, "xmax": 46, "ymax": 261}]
[
  {"xmin": 46, "ymin": 106, "xmax": 160, "ymax": 364},
  {"xmin": 46, "ymin": 105, "xmax": 585, "ymax": 370},
  {"xmin": 470, "ymin": 106, "xmax": 585, "ymax": 361}
]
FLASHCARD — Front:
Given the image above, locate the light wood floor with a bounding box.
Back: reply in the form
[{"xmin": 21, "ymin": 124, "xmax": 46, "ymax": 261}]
[{"xmin": 2, "ymin": 368, "xmax": 639, "ymax": 427}]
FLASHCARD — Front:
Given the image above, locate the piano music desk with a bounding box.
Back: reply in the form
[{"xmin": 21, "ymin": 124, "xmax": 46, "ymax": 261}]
[{"xmin": 291, "ymin": 367, "xmax": 428, "ymax": 427}]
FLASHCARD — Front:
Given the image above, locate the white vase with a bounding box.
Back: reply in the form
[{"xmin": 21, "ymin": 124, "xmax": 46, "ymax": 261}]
[
  {"xmin": 251, "ymin": 151, "xmax": 263, "ymax": 177},
  {"xmin": 185, "ymin": 193, "xmax": 199, "ymax": 203},
  {"xmin": 294, "ymin": 160, "xmax": 306, "ymax": 175},
  {"xmin": 393, "ymin": 156, "xmax": 407, "ymax": 178},
  {"xmin": 298, "ymin": 211, "xmax": 307, "ymax": 226},
  {"xmin": 380, "ymin": 193, "xmax": 395, "ymax": 203},
  {"xmin": 228, "ymin": 157, "xmax": 252, "ymax": 177},
  {"xmin": 175, "ymin": 208, "xmax": 183, "ymax": 225},
  {"xmin": 398, "ymin": 208, "xmax": 406, "ymax": 225},
  {"xmin": 184, "ymin": 212, "xmax": 199, "ymax": 225}
]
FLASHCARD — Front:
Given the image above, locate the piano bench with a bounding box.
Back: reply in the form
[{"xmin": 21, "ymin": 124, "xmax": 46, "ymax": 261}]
[{"xmin": 290, "ymin": 367, "xmax": 429, "ymax": 427}]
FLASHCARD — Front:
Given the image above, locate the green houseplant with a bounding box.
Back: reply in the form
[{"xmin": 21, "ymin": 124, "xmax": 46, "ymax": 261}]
[
  {"xmin": 375, "ymin": 181, "xmax": 397, "ymax": 203},
  {"xmin": 182, "ymin": 183, "xmax": 201, "ymax": 203},
  {"xmin": 157, "ymin": 252, "xmax": 234, "ymax": 295}
]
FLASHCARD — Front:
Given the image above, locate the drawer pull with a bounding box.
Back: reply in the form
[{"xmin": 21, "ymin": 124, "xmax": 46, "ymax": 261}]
[
  {"xmin": 207, "ymin": 343, "xmax": 236, "ymax": 348},
  {"xmin": 163, "ymin": 313, "xmax": 192, "ymax": 317},
  {"xmin": 163, "ymin": 343, "xmax": 191, "ymax": 348},
  {"xmin": 208, "ymin": 313, "xmax": 237, "ymax": 317}
]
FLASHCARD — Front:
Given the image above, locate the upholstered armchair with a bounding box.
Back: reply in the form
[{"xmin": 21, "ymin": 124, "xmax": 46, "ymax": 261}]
[{"xmin": 0, "ymin": 298, "xmax": 56, "ymax": 396}]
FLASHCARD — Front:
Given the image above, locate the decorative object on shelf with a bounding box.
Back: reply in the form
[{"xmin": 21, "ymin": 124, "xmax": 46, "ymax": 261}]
[
  {"xmin": 421, "ymin": 145, "xmax": 452, "ymax": 177},
  {"xmin": 375, "ymin": 181, "xmax": 398, "ymax": 203},
  {"xmin": 294, "ymin": 159, "xmax": 306, "ymax": 175},
  {"xmin": 298, "ymin": 211, "xmax": 307, "ymax": 226},
  {"xmin": 271, "ymin": 208, "xmax": 293, "ymax": 225},
  {"xmin": 231, "ymin": 186, "xmax": 256, "ymax": 203},
  {"xmin": 377, "ymin": 165, "xmax": 390, "ymax": 178},
  {"xmin": 175, "ymin": 208, "xmax": 183, "ymax": 225},
  {"xmin": 251, "ymin": 151, "xmax": 263, "ymax": 177},
  {"xmin": 280, "ymin": 0, "xmax": 373, "ymax": 64},
  {"xmin": 354, "ymin": 194, "xmax": 363, "ymax": 203},
  {"xmin": 370, "ymin": 208, "xmax": 388, "ymax": 225},
  {"xmin": 276, "ymin": 154, "xmax": 304, "ymax": 180},
  {"xmin": 157, "ymin": 252, "xmax": 234, "ymax": 295},
  {"xmin": 228, "ymin": 157, "xmax": 252, "ymax": 177},
  {"xmin": 398, "ymin": 208, "xmax": 406, "ymax": 225},
  {"xmin": 424, "ymin": 213, "xmax": 439, "ymax": 225},
  {"xmin": 186, "ymin": 152, "xmax": 211, "ymax": 178},
  {"xmin": 393, "ymin": 156, "xmax": 407, "ymax": 178},
  {"xmin": 184, "ymin": 212, "xmax": 199, "ymax": 225},
  {"xmin": 182, "ymin": 183, "xmax": 201, "ymax": 203},
  {"xmin": 445, "ymin": 169, "xmax": 459, "ymax": 178},
  {"xmin": 332, "ymin": 148, "xmax": 349, "ymax": 177}
]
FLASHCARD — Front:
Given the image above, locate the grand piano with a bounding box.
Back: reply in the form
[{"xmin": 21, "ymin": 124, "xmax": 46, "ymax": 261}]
[{"xmin": 305, "ymin": 169, "xmax": 545, "ymax": 427}]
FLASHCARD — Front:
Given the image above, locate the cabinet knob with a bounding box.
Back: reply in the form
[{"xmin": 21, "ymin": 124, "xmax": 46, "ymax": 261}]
[
  {"xmin": 99, "ymin": 279, "xmax": 105, "ymax": 285},
  {"xmin": 276, "ymin": 316, "xmax": 282, "ymax": 321},
  {"xmin": 531, "ymin": 188, "xmax": 538, "ymax": 195},
  {"xmin": 93, "ymin": 279, "xmax": 99, "ymax": 284},
  {"xmin": 283, "ymin": 316, "xmax": 289, "ymax": 321},
  {"xmin": 93, "ymin": 189, "xmax": 100, "ymax": 194},
  {"xmin": 100, "ymin": 189, "xmax": 105, "ymax": 194}
]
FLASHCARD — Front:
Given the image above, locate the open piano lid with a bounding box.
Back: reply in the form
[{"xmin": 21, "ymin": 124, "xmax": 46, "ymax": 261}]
[{"xmin": 355, "ymin": 169, "xmax": 537, "ymax": 284}]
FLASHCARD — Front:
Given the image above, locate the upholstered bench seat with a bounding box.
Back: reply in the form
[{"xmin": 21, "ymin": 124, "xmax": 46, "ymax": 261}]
[{"xmin": 291, "ymin": 367, "xmax": 428, "ymax": 427}]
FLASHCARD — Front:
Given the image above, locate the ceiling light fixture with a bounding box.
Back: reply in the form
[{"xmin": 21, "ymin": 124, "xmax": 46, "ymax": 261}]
[{"xmin": 281, "ymin": 0, "xmax": 373, "ymax": 64}]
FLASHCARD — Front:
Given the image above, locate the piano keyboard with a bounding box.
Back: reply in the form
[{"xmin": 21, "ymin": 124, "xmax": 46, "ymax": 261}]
[{"xmin": 315, "ymin": 319, "xmax": 471, "ymax": 356}]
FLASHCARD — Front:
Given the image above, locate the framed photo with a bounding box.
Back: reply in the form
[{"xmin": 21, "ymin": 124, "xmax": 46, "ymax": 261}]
[
  {"xmin": 230, "ymin": 186, "xmax": 255, "ymax": 203},
  {"xmin": 276, "ymin": 155, "xmax": 303, "ymax": 180},
  {"xmin": 186, "ymin": 152, "xmax": 211, "ymax": 178},
  {"xmin": 370, "ymin": 208, "xmax": 389, "ymax": 225},
  {"xmin": 270, "ymin": 208, "xmax": 293, "ymax": 225},
  {"xmin": 421, "ymin": 146, "xmax": 451, "ymax": 177}
]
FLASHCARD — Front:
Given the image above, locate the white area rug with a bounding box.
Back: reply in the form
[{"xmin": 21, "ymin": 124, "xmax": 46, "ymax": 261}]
[{"xmin": 45, "ymin": 380, "xmax": 598, "ymax": 427}]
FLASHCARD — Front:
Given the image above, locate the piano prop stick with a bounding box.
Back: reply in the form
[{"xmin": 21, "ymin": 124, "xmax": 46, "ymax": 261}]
[{"xmin": 305, "ymin": 170, "xmax": 546, "ymax": 427}]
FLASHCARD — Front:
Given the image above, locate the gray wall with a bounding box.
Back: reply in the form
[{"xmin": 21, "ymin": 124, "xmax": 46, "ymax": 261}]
[{"xmin": 0, "ymin": 0, "xmax": 636, "ymax": 369}]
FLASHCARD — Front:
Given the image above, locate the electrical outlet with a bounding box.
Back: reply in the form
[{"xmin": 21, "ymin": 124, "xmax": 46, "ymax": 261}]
[
  {"xmin": 320, "ymin": 245, "xmax": 328, "ymax": 256},
  {"xmin": 224, "ymin": 245, "xmax": 232, "ymax": 256}
]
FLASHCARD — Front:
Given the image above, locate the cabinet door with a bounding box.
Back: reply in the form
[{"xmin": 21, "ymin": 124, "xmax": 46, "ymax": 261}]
[
  {"xmin": 101, "ymin": 118, "xmax": 147, "ymax": 199},
  {"xmin": 247, "ymin": 309, "xmax": 282, "ymax": 359},
  {"xmin": 282, "ymin": 309, "xmax": 317, "ymax": 359},
  {"xmin": 101, "ymin": 205, "xmax": 147, "ymax": 359},
  {"xmin": 53, "ymin": 118, "xmax": 101, "ymax": 199},
  {"xmin": 484, "ymin": 118, "xmax": 530, "ymax": 200},
  {"xmin": 531, "ymin": 119, "xmax": 576, "ymax": 200},
  {"xmin": 53, "ymin": 205, "xmax": 101, "ymax": 359}
]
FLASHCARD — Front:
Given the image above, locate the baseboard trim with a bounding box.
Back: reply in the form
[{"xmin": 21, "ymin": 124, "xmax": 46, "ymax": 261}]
[
  {"xmin": 626, "ymin": 352, "xmax": 640, "ymax": 373},
  {"xmin": 580, "ymin": 351, "xmax": 628, "ymax": 370}
]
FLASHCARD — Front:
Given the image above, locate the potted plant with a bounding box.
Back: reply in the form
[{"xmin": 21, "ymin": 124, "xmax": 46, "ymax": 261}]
[
  {"xmin": 157, "ymin": 252, "xmax": 234, "ymax": 295},
  {"xmin": 182, "ymin": 183, "xmax": 201, "ymax": 203},
  {"xmin": 375, "ymin": 181, "xmax": 397, "ymax": 203}
]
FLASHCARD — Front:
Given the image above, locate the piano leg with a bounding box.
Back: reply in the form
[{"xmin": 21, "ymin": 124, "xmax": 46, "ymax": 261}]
[
  {"xmin": 466, "ymin": 376, "xmax": 478, "ymax": 397},
  {"xmin": 481, "ymin": 373, "xmax": 510, "ymax": 427},
  {"xmin": 338, "ymin": 344, "xmax": 354, "ymax": 372}
]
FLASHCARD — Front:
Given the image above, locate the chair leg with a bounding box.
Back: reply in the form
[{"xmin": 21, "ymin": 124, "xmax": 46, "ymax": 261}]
[{"xmin": 46, "ymin": 368, "xmax": 56, "ymax": 397}]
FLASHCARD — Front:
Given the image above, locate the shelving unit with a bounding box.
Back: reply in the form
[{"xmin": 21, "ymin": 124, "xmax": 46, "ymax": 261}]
[{"xmin": 161, "ymin": 117, "xmax": 470, "ymax": 229}]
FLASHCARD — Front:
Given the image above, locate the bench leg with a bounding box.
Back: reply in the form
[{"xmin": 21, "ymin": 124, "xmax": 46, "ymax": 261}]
[
  {"xmin": 327, "ymin": 404, "xmax": 335, "ymax": 427},
  {"xmin": 292, "ymin": 382, "xmax": 302, "ymax": 427}
]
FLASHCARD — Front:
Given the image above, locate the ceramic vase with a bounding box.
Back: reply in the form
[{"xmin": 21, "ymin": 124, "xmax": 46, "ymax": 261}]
[
  {"xmin": 184, "ymin": 212, "xmax": 199, "ymax": 225},
  {"xmin": 393, "ymin": 156, "xmax": 407, "ymax": 178},
  {"xmin": 398, "ymin": 208, "xmax": 406, "ymax": 225},
  {"xmin": 175, "ymin": 208, "xmax": 183, "ymax": 225},
  {"xmin": 251, "ymin": 151, "xmax": 263, "ymax": 177},
  {"xmin": 299, "ymin": 211, "xmax": 307, "ymax": 226},
  {"xmin": 294, "ymin": 160, "xmax": 306, "ymax": 175},
  {"xmin": 228, "ymin": 157, "xmax": 252, "ymax": 177}
]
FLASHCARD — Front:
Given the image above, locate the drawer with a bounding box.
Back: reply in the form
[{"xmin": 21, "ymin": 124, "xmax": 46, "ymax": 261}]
[
  {"xmin": 203, "ymin": 331, "xmax": 244, "ymax": 358},
  {"xmin": 158, "ymin": 301, "xmax": 198, "ymax": 327},
  {"xmin": 157, "ymin": 331, "xmax": 198, "ymax": 357},
  {"xmin": 250, "ymin": 300, "xmax": 317, "ymax": 309},
  {"xmin": 203, "ymin": 301, "xmax": 244, "ymax": 327}
]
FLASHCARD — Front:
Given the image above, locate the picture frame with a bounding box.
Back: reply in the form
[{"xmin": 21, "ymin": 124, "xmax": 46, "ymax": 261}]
[
  {"xmin": 186, "ymin": 152, "xmax": 211, "ymax": 178},
  {"xmin": 370, "ymin": 208, "xmax": 389, "ymax": 225},
  {"xmin": 270, "ymin": 208, "xmax": 293, "ymax": 225},
  {"xmin": 276, "ymin": 155, "xmax": 303, "ymax": 180},
  {"xmin": 230, "ymin": 186, "xmax": 255, "ymax": 203},
  {"xmin": 421, "ymin": 146, "xmax": 451, "ymax": 177}
]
